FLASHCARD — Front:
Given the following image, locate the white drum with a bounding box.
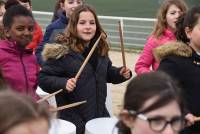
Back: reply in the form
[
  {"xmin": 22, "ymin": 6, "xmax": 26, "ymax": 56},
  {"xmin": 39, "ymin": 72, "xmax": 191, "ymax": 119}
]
[
  {"xmin": 36, "ymin": 86, "xmax": 57, "ymax": 107},
  {"xmin": 49, "ymin": 119, "xmax": 76, "ymax": 134},
  {"xmin": 106, "ymin": 84, "xmax": 113, "ymax": 116},
  {"xmin": 85, "ymin": 117, "xmax": 118, "ymax": 134}
]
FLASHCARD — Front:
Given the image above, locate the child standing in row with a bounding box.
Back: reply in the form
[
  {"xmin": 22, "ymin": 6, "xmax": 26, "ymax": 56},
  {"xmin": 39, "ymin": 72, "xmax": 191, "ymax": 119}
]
[
  {"xmin": 134, "ymin": 0, "xmax": 187, "ymax": 74},
  {"xmin": 117, "ymin": 72, "xmax": 186, "ymax": 134},
  {"xmin": 35, "ymin": 0, "xmax": 83, "ymax": 65},
  {"xmin": 39, "ymin": 4, "xmax": 131, "ymax": 134},
  {"xmin": 155, "ymin": 5, "xmax": 200, "ymax": 134},
  {"xmin": 0, "ymin": 5, "xmax": 39, "ymax": 100}
]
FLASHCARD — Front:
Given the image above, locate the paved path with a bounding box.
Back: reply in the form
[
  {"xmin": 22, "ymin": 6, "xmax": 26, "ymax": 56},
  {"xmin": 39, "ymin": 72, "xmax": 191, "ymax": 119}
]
[{"xmin": 108, "ymin": 51, "xmax": 139, "ymax": 115}]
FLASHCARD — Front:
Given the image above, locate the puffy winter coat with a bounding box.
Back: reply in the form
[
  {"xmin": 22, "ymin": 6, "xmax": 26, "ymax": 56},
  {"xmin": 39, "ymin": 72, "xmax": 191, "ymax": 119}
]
[
  {"xmin": 134, "ymin": 29, "xmax": 176, "ymax": 74},
  {"xmin": 154, "ymin": 41, "xmax": 200, "ymax": 133},
  {"xmin": 39, "ymin": 43, "xmax": 130, "ymax": 134},
  {"xmin": 0, "ymin": 40, "xmax": 39, "ymax": 101}
]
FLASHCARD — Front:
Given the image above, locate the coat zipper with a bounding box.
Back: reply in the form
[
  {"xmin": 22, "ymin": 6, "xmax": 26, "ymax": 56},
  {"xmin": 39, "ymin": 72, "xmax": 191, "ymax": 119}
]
[{"xmin": 20, "ymin": 52, "xmax": 29, "ymax": 94}]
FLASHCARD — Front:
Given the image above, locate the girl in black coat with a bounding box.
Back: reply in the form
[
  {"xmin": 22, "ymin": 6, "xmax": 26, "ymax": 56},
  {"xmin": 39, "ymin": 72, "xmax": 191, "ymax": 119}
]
[
  {"xmin": 39, "ymin": 4, "xmax": 131, "ymax": 134},
  {"xmin": 154, "ymin": 5, "xmax": 200, "ymax": 134}
]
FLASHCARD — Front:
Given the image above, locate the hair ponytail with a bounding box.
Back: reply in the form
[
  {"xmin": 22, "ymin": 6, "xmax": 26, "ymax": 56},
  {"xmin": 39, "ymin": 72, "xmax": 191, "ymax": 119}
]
[{"xmin": 175, "ymin": 14, "xmax": 189, "ymax": 44}]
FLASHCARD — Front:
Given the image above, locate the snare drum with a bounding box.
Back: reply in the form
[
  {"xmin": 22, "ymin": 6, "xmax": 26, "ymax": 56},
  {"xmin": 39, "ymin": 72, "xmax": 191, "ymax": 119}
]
[
  {"xmin": 85, "ymin": 117, "xmax": 118, "ymax": 134},
  {"xmin": 49, "ymin": 119, "xmax": 76, "ymax": 134}
]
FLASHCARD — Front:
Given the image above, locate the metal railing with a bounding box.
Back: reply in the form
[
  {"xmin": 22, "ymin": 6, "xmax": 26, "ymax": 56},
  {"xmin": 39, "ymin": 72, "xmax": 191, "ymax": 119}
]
[{"xmin": 33, "ymin": 11, "xmax": 156, "ymax": 50}]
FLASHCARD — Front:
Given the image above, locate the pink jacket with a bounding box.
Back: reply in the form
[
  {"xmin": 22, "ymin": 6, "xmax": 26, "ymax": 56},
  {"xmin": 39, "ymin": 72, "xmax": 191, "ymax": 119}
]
[
  {"xmin": 0, "ymin": 40, "xmax": 39, "ymax": 101},
  {"xmin": 134, "ymin": 29, "xmax": 176, "ymax": 74}
]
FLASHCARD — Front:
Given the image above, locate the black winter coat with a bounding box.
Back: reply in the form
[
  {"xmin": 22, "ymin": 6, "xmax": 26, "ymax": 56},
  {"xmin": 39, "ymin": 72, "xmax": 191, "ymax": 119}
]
[
  {"xmin": 39, "ymin": 43, "xmax": 129, "ymax": 134},
  {"xmin": 154, "ymin": 41, "xmax": 200, "ymax": 134}
]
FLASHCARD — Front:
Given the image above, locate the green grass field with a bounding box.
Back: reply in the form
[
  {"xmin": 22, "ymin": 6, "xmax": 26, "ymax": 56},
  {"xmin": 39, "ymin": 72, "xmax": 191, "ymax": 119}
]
[{"xmin": 32, "ymin": 0, "xmax": 198, "ymax": 18}]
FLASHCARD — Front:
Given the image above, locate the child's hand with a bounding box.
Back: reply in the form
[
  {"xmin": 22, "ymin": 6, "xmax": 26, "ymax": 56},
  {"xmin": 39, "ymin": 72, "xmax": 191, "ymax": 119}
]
[
  {"xmin": 66, "ymin": 78, "xmax": 76, "ymax": 92},
  {"xmin": 120, "ymin": 67, "xmax": 131, "ymax": 79},
  {"xmin": 185, "ymin": 113, "xmax": 195, "ymax": 126}
]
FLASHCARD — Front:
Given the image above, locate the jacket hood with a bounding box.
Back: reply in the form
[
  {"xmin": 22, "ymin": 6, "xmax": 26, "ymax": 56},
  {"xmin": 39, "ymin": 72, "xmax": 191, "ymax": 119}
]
[
  {"xmin": 42, "ymin": 43, "xmax": 69, "ymax": 61},
  {"xmin": 153, "ymin": 41, "xmax": 193, "ymax": 62}
]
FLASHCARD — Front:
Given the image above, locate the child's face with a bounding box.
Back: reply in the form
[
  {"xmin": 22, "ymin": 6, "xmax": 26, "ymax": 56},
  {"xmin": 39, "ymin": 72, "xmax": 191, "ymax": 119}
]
[
  {"xmin": 0, "ymin": 4, "xmax": 5, "ymax": 24},
  {"xmin": 77, "ymin": 11, "xmax": 96, "ymax": 45},
  {"xmin": 122, "ymin": 97, "xmax": 182, "ymax": 134},
  {"xmin": 166, "ymin": 4, "xmax": 182, "ymax": 31},
  {"xmin": 61, "ymin": 0, "xmax": 83, "ymax": 16},
  {"xmin": 5, "ymin": 16, "xmax": 34, "ymax": 47},
  {"xmin": 5, "ymin": 118, "xmax": 49, "ymax": 134},
  {"xmin": 186, "ymin": 18, "xmax": 200, "ymax": 52}
]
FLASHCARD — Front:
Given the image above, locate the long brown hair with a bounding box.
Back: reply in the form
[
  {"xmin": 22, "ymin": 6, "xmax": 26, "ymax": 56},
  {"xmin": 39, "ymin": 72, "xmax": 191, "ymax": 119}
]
[
  {"xmin": 56, "ymin": 4, "xmax": 109, "ymax": 56},
  {"xmin": 152, "ymin": 0, "xmax": 187, "ymax": 38}
]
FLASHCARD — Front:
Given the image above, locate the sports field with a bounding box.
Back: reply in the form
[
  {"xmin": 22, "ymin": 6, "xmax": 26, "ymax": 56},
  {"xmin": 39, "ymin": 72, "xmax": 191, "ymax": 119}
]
[{"xmin": 32, "ymin": 0, "xmax": 198, "ymax": 18}]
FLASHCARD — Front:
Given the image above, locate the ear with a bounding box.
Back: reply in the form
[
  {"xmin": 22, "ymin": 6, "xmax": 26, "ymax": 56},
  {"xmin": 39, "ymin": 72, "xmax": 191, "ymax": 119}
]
[
  {"xmin": 119, "ymin": 110, "xmax": 135, "ymax": 128},
  {"xmin": 185, "ymin": 27, "xmax": 192, "ymax": 40},
  {"xmin": 4, "ymin": 27, "xmax": 10, "ymax": 38}
]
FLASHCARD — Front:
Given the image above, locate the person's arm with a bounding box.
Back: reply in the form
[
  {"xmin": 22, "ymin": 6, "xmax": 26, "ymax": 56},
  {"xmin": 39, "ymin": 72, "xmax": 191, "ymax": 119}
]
[
  {"xmin": 134, "ymin": 37, "xmax": 157, "ymax": 74},
  {"xmin": 39, "ymin": 60, "xmax": 69, "ymax": 93},
  {"xmin": 107, "ymin": 58, "xmax": 132, "ymax": 84}
]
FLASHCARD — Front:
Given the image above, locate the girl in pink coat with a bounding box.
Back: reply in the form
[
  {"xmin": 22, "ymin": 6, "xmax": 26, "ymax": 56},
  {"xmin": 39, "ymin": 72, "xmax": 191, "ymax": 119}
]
[
  {"xmin": 134, "ymin": 0, "xmax": 187, "ymax": 74},
  {"xmin": 0, "ymin": 5, "xmax": 39, "ymax": 100}
]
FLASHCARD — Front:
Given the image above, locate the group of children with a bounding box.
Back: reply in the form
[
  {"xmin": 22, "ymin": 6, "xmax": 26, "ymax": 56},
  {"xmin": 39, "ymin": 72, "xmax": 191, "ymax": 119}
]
[{"xmin": 0, "ymin": 0, "xmax": 200, "ymax": 133}]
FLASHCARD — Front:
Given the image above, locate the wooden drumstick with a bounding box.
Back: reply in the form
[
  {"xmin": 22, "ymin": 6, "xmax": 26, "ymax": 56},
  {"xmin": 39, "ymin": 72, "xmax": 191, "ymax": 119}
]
[
  {"xmin": 118, "ymin": 20, "xmax": 126, "ymax": 68},
  {"xmin": 194, "ymin": 116, "xmax": 200, "ymax": 122},
  {"xmin": 75, "ymin": 34, "xmax": 102, "ymax": 80},
  {"xmin": 37, "ymin": 89, "xmax": 63, "ymax": 103},
  {"xmin": 50, "ymin": 100, "xmax": 87, "ymax": 112}
]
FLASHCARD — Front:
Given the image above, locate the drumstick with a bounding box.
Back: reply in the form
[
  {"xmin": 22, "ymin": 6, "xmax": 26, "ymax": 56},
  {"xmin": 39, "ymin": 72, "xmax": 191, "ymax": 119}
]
[
  {"xmin": 194, "ymin": 116, "xmax": 200, "ymax": 122},
  {"xmin": 75, "ymin": 34, "xmax": 102, "ymax": 80},
  {"xmin": 50, "ymin": 100, "xmax": 87, "ymax": 112},
  {"xmin": 118, "ymin": 20, "xmax": 126, "ymax": 68},
  {"xmin": 37, "ymin": 89, "xmax": 63, "ymax": 103}
]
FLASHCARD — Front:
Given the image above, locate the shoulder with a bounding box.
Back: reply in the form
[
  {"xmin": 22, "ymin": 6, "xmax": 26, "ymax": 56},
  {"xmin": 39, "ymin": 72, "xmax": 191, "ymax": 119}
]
[
  {"xmin": 42, "ymin": 43, "xmax": 69, "ymax": 61},
  {"xmin": 154, "ymin": 41, "xmax": 192, "ymax": 62}
]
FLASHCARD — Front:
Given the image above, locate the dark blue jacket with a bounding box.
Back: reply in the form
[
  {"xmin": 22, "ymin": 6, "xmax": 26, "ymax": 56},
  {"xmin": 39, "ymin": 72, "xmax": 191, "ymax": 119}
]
[
  {"xmin": 35, "ymin": 12, "xmax": 68, "ymax": 65},
  {"xmin": 39, "ymin": 43, "xmax": 131, "ymax": 134}
]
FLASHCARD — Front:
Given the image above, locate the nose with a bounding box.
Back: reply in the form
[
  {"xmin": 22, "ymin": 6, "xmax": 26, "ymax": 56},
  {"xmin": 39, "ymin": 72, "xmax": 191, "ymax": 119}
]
[
  {"xmin": 72, "ymin": 2, "xmax": 79, "ymax": 8},
  {"xmin": 162, "ymin": 124, "xmax": 175, "ymax": 134},
  {"xmin": 175, "ymin": 12, "xmax": 181, "ymax": 18}
]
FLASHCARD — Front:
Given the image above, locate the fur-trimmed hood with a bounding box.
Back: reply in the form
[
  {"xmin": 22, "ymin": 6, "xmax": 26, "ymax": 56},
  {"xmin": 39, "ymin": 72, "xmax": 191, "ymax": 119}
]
[
  {"xmin": 153, "ymin": 41, "xmax": 193, "ymax": 62},
  {"xmin": 42, "ymin": 43, "xmax": 69, "ymax": 61}
]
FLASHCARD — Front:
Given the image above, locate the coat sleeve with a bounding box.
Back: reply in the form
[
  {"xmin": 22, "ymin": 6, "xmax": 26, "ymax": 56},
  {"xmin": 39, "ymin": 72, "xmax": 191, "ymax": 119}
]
[
  {"xmin": 107, "ymin": 58, "xmax": 131, "ymax": 84},
  {"xmin": 39, "ymin": 60, "xmax": 69, "ymax": 93},
  {"xmin": 134, "ymin": 37, "xmax": 157, "ymax": 74}
]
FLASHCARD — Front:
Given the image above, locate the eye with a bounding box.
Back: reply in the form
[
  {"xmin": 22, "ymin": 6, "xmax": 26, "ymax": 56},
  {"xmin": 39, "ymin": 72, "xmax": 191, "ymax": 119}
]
[
  {"xmin": 77, "ymin": 0, "xmax": 82, "ymax": 4},
  {"xmin": 90, "ymin": 21, "xmax": 96, "ymax": 25},
  {"xmin": 170, "ymin": 12, "xmax": 176, "ymax": 15},
  {"xmin": 28, "ymin": 26, "xmax": 34, "ymax": 32},
  {"xmin": 16, "ymin": 27, "xmax": 24, "ymax": 31},
  {"xmin": 78, "ymin": 21, "xmax": 85, "ymax": 25},
  {"xmin": 171, "ymin": 116, "xmax": 183, "ymax": 129},
  {"xmin": 67, "ymin": 0, "xmax": 74, "ymax": 4},
  {"xmin": 148, "ymin": 116, "xmax": 166, "ymax": 130}
]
